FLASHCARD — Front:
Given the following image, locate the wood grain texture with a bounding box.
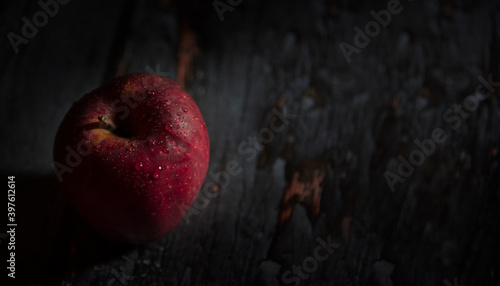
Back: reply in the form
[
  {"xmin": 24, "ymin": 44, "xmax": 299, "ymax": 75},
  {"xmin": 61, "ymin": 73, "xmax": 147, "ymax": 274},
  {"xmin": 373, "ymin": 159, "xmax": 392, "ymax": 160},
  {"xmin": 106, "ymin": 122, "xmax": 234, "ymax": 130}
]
[{"xmin": 0, "ymin": 0, "xmax": 499, "ymax": 285}]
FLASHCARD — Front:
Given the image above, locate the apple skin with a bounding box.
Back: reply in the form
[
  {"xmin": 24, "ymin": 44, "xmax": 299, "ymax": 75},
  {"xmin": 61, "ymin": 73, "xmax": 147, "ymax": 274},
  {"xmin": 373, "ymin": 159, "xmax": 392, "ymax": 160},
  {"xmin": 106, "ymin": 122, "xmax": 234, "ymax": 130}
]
[{"xmin": 53, "ymin": 73, "xmax": 209, "ymax": 244}]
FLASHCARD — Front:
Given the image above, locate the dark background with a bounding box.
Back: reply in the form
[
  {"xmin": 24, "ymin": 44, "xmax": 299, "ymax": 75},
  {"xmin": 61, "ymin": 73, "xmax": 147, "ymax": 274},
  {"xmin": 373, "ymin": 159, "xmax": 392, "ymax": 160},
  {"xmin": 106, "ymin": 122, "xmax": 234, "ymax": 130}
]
[{"xmin": 0, "ymin": 0, "xmax": 499, "ymax": 285}]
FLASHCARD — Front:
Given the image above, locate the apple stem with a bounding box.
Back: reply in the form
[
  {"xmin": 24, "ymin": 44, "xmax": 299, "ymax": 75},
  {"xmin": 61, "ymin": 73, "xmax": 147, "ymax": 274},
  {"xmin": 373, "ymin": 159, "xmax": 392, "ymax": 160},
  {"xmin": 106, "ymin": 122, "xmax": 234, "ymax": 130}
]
[{"xmin": 98, "ymin": 115, "xmax": 114, "ymax": 130}]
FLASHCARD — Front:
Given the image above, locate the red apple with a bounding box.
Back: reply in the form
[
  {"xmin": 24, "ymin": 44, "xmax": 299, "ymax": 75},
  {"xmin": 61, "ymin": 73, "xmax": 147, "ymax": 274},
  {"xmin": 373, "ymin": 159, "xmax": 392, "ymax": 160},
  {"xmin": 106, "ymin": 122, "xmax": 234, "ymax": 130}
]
[{"xmin": 52, "ymin": 73, "xmax": 209, "ymax": 243}]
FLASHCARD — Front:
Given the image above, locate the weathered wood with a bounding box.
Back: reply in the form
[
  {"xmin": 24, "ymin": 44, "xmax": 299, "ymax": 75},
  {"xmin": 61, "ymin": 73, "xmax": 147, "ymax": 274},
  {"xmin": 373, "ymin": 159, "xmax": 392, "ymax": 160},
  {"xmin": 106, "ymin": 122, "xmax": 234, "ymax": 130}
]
[{"xmin": 0, "ymin": 0, "xmax": 499, "ymax": 285}]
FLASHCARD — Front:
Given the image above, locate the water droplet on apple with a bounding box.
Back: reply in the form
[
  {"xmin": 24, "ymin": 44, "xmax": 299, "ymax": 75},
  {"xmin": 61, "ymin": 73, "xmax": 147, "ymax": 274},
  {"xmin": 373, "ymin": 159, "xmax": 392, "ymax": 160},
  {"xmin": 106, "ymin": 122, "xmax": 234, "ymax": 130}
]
[
  {"xmin": 164, "ymin": 122, "xmax": 173, "ymax": 130},
  {"xmin": 152, "ymin": 170, "xmax": 159, "ymax": 179},
  {"xmin": 182, "ymin": 107, "xmax": 188, "ymax": 113},
  {"xmin": 148, "ymin": 139, "xmax": 156, "ymax": 146},
  {"xmin": 147, "ymin": 89, "xmax": 155, "ymax": 95},
  {"xmin": 176, "ymin": 112, "xmax": 182, "ymax": 116},
  {"xmin": 135, "ymin": 161, "xmax": 143, "ymax": 170}
]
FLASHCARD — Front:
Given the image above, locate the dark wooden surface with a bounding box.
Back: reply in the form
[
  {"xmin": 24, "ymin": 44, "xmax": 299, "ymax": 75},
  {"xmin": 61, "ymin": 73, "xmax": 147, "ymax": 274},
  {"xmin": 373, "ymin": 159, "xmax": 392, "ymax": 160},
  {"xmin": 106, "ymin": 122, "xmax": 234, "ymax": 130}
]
[{"xmin": 1, "ymin": 0, "xmax": 499, "ymax": 285}]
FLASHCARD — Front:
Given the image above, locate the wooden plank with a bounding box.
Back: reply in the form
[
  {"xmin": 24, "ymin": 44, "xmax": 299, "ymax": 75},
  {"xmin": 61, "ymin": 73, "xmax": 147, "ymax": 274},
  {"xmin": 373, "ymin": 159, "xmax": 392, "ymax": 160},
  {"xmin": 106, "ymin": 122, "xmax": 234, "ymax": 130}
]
[
  {"xmin": 0, "ymin": 0, "xmax": 129, "ymax": 284},
  {"xmin": 0, "ymin": 0, "xmax": 499, "ymax": 285},
  {"xmin": 0, "ymin": 0, "xmax": 129, "ymax": 173}
]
